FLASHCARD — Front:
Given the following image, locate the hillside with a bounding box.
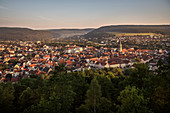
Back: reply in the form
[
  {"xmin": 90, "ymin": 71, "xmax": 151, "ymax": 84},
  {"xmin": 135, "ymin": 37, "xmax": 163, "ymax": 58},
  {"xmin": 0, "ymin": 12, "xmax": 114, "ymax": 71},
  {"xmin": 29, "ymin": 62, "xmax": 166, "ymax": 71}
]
[
  {"xmin": 47, "ymin": 28, "xmax": 94, "ymax": 38},
  {"xmin": 84, "ymin": 25, "xmax": 170, "ymax": 39},
  {"xmin": 1, "ymin": 26, "xmax": 170, "ymax": 41},
  {"xmin": 0, "ymin": 27, "xmax": 94, "ymax": 41},
  {"xmin": 0, "ymin": 27, "xmax": 54, "ymax": 41}
]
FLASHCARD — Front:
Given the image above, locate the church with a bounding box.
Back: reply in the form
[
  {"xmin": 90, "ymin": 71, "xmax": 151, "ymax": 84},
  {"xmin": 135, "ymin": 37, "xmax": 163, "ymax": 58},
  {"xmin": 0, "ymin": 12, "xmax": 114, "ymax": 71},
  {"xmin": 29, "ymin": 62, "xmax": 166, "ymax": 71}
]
[{"xmin": 119, "ymin": 40, "xmax": 122, "ymax": 53}]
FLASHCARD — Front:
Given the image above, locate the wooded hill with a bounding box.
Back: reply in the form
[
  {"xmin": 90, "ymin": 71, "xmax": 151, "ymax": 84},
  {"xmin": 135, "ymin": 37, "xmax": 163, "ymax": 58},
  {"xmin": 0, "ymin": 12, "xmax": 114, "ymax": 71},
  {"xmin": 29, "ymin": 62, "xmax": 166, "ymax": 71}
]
[
  {"xmin": 0, "ymin": 27, "xmax": 93, "ymax": 41},
  {"xmin": 1, "ymin": 25, "xmax": 170, "ymax": 41},
  {"xmin": 0, "ymin": 27, "xmax": 54, "ymax": 41},
  {"xmin": 84, "ymin": 25, "xmax": 170, "ymax": 39},
  {"xmin": 47, "ymin": 28, "xmax": 94, "ymax": 38}
]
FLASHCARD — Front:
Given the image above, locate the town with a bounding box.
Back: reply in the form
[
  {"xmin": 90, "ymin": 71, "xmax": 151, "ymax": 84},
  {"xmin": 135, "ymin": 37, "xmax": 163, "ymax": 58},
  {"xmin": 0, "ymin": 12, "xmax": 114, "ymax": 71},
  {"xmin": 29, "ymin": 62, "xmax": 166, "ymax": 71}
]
[
  {"xmin": 0, "ymin": 36, "xmax": 169, "ymax": 83},
  {"xmin": 1, "ymin": 0, "xmax": 170, "ymax": 113}
]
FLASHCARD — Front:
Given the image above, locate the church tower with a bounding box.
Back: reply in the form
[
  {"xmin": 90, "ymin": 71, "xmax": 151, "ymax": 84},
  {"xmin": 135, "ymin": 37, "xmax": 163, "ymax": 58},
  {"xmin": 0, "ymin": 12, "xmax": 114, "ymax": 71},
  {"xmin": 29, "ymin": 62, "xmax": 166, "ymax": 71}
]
[{"xmin": 119, "ymin": 40, "xmax": 122, "ymax": 52}]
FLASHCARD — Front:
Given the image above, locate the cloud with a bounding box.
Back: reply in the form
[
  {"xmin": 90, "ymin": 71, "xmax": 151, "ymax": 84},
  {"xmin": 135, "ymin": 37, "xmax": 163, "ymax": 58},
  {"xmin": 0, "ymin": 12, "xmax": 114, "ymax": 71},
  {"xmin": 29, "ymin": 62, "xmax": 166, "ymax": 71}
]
[
  {"xmin": 38, "ymin": 16, "xmax": 53, "ymax": 21},
  {"xmin": 0, "ymin": 5, "xmax": 8, "ymax": 10}
]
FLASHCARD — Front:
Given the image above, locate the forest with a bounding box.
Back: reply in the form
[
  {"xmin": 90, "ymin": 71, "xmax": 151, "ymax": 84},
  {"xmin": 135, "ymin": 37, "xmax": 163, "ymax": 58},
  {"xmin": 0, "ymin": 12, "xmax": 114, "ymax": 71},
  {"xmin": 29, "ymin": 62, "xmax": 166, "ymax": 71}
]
[
  {"xmin": 0, "ymin": 57, "xmax": 170, "ymax": 113},
  {"xmin": 0, "ymin": 27, "xmax": 93, "ymax": 41},
  {"xmin": 84, "ymin": 25, "xmax": 170, "ymax": 39},
  {"xmin": 0, "ymin": 27, "xmax": 54, "ymax": 41},
  {"xmin": 1, "ymin": 25, "xmax": 170, "ymax": 41}
]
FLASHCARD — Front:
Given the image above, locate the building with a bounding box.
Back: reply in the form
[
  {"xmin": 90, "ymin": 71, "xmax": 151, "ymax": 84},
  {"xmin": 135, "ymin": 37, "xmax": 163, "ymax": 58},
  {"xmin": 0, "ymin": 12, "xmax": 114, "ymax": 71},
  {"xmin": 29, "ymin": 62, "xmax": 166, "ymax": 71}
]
[{"xmin": 119, "ymin": 40, "xmax": 122, "ymax": 52}]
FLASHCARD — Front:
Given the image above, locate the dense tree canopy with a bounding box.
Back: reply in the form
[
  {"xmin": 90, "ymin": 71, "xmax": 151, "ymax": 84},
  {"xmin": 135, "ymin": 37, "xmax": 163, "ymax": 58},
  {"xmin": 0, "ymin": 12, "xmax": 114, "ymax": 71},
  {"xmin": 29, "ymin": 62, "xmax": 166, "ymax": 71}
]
[{"xmin": 0, "ymin": 57, "xmax": 170, "ymax": 113}]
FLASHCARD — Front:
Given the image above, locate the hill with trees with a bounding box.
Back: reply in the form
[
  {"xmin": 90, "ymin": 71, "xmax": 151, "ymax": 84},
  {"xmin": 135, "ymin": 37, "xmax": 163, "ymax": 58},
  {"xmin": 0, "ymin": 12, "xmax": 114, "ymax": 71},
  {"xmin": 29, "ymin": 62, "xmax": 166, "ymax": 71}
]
[
  {"xmin": 84, "ymin": 25, "xmax": 170, "ymax": 39},
  {"xmin": 47, "ymin": 29, "xmax": 94, "ymax": 38},
  {"xmin": 1, "ymin": 25, "xmax": 170, "ymax": 41},
  {"xmin": 0, "ymin": 27, "xmax": 54, "ymax": 41},
  {"xmin": 0, "ymin": 27, "xmax": 94, "ymax": 41}
]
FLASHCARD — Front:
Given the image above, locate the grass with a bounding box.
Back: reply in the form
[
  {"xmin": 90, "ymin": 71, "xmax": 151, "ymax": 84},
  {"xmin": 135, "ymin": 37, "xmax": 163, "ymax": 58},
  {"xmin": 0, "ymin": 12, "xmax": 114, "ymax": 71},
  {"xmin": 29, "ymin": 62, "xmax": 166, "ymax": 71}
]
[{"xmin": 107, "ymin": 32, "xmax": 163, "ymax": 37}]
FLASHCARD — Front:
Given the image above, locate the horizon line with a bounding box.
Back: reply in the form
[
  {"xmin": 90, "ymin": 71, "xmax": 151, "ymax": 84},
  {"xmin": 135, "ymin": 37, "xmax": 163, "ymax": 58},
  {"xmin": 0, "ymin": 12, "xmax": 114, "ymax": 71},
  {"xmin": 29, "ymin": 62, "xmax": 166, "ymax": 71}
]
[{"xmin": 1, "ymin": 24, "xmax": 170, "ymax": 30}]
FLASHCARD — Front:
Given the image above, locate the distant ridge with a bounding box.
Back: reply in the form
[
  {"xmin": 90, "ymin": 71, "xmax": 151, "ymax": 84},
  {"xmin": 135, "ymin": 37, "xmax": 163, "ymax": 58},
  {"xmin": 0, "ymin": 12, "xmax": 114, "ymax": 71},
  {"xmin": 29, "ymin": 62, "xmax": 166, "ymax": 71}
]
[
  {"xmin": 0, "ymin": 27, "xmax": 94, "ymax": 41},
  {"xmin": 0, "ymin": 25, "xmax": 170, "ymax": 41},
  {"xmin": 47, "ymin": 28, "xmax": 94, "ymax": 38},
  {"xmin": 84, "ymin": 25, "xmax": 170, "ymax": 39},
  {"xmin": 0, "ymin": 27, "xmax": 53, "ymax": 41}
]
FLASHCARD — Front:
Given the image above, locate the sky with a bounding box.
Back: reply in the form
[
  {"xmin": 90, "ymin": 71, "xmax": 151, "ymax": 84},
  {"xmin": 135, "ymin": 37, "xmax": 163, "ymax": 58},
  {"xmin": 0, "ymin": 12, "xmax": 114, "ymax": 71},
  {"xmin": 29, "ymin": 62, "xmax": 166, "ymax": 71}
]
[{"xmin": 0, "ymin": 0, "xmax": 170, "ymax": 29}]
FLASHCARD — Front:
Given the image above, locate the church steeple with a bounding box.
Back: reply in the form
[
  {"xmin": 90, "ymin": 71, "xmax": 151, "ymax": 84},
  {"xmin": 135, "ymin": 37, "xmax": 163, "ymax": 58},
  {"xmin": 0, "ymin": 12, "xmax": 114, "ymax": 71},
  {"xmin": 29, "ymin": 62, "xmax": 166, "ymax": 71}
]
[{"xmin": 119, "ymin": 40, "xmax": 122, "ymax": 52}]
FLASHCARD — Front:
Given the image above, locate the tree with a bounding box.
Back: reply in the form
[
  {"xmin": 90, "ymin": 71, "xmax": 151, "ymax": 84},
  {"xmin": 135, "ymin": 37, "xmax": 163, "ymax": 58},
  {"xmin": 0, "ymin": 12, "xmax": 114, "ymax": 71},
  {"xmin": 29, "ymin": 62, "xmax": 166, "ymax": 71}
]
[
  {"xmin": 127, "ymin": 63, "xmax": 151, "ymax": 88},
  {"xmin": 53, "ymin": 64, "xmax": 67, "ymax": 75},
  {"xmin": 24, "ymin": 84, "xmax": 75, "ymax": 113},
  {"xmin": 106, "ymin": 71, "xmax": 115, "ymax": 79},
  {"xmin": 97, "ymin": 76, "xmax": 114, "ymax": 100},
  {"xmin": 85, "ymin": 78, "xmax": 102, "ymax": 113},
  {"xmin": 78, "ymin": 77, "xmax": 114, "ymax": 113},
  {"xmin": 0, "ymin": 82, "xmax": 15, "ymax": 113},
  {"xmin": 151, "ymin": 56, "xmax": 170, "ymax": 112},
  {"xmin": 18, "ymin": 77, "xmax": 43, "ymax": 89},
  {"xmin": 5, "ymin": 73, "xmax": 12, "ymax": 81},
  {"xmin": 98, "ymin": 97, "xmax": 113, "ymax": 113},
  {"xmin": 71, "ymin": 73, "xmax": 89, "ymax": 112},
  {"xmin": 19, "ymin": 87, "xmax": 40, "ymax": 111},
  {"xmin": 76, "ymin": 104, "xmax": 89, "ymax": 113},
  {"xmin": 112, "ymin": 67, "xmax": 124, "ymax": 76},
  {"xmin": 117, "ymin": 85, "xmax": 152, "ymax": 113},
  {"xmin": 151, "ymin": 86, "xmax": 170, "ymax": 112}
]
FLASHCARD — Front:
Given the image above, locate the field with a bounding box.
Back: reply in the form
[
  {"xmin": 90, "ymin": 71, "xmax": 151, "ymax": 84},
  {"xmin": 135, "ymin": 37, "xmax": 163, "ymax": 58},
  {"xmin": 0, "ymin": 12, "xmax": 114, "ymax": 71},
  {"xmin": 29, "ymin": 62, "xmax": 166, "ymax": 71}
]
[{"xmin": 107, "ymin": 32, "xmax": 163, "ymax": 37}]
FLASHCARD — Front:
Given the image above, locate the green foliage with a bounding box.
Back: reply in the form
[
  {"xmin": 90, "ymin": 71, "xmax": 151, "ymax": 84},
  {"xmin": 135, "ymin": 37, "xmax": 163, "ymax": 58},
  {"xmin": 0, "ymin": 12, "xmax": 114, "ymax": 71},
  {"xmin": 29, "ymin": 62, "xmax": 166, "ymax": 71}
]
[
  {"xmin": 98, "ymin": 97, "xmax": 113, "ymax": 113},
  {"xmin": 9, "ymin": 59, "xmax": 19, "ymax": 65},
  {"xmin": 126, "ymin": 63, "xmax": 152, "ymax": 88},
  {"xmin": 71, "ymin": 73, "xmax": 89, "ymax": 111},
  {"xmin": 53, "ymin": 63, "xmax": 67, "ymax": 74},
  {"xmin": 85, "ymin": 78, "xmax": 102, "ymax": 113},
  {"xmin": 24, "ymin": 84, "xmax": 75, "ymax": 113},
  {"xmin": 0, "ymin": 64, "xmax": 8, "ymax": 70},
  {"xmin": 0, "ymin": 61, "xmax": 169, "ymax": 113},
  {"xmin": 153, "ymin": 86, "xmax": 169, "ymax": 106},
  {"xmin": 76, "ymin": 104, "xmax": 89, "ymax": 113},
  {"xmin": 117, "ymin": 85, "xmax": 152, "ymax": 113},
  {"xmin": 0, "ymin": 82, "xmax": 15, "ymax": 113},
  {"xmin": 5, "ymin": 73, "xmax": 12, "ymax": 81},
  {"xmin": 78, "ymin": 78, "xmax": 114, "ymax": 113},
  {"xmin": 19, "ymin": 87, "xmax": 40, "ymax": 111},
  {"xmin": 112, "ymin": 67, "xmax": 124, "ymax": 76},
  {"xmin": 85, "ymin": 25, "xmax": 170, "ymax": 39},
  {"xmin": 97, "ymin": 76, "xmax": 113, "ymax": 99}
]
